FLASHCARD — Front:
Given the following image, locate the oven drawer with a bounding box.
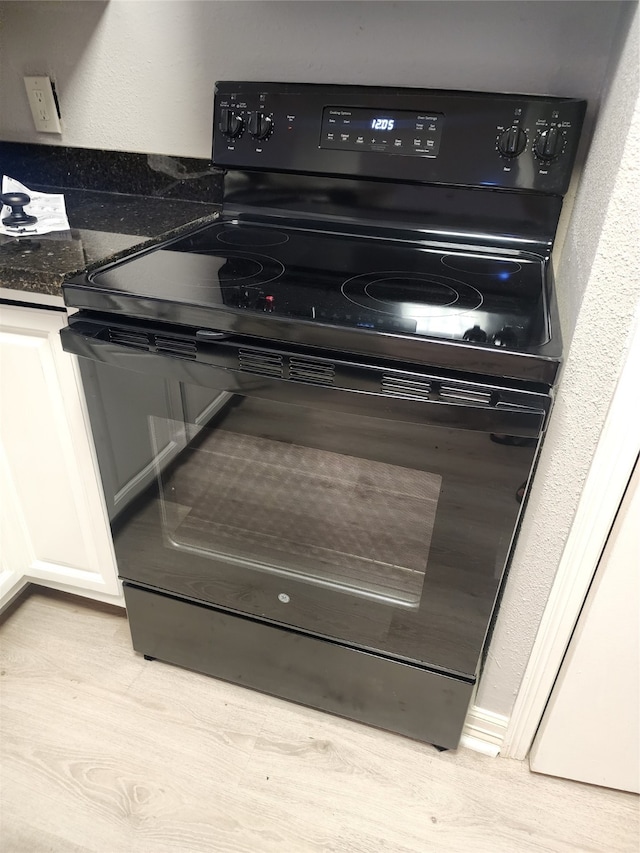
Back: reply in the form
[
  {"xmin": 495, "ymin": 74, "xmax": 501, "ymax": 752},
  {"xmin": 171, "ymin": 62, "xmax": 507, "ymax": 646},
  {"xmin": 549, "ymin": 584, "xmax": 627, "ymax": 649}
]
[{"xmin": 124, "ymin": 582, "xmax": 474, "ymax": 749}]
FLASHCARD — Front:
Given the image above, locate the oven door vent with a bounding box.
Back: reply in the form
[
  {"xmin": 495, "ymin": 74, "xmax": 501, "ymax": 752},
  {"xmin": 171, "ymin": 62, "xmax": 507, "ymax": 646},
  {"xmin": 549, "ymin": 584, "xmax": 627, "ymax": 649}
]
[
  {"xmin": 381, "ymin": 375, "xmax": 432, "ymax": 399},
  {"xmin": 238, "ymin": 349, "xmax": 284, "ymax": 378},
  {"xmin": 108, "ymin": 328, "xmax": 151, "ymax": 350},
  {"xmin": 440, "ymin": 384, "xmax": 492, "ymax": 406},
  {"xmin": 155, "ymin": 336, "xmax": 197, "ymax": 359},
  {"xmin": 289, "ymin": 358, "xmax": 335, "ymax": 386}
]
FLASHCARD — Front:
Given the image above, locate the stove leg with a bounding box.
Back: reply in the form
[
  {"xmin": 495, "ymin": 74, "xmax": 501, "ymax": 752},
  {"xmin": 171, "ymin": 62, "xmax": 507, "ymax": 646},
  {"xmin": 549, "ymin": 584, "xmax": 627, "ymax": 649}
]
[
  {"xmin": 433, "ymin": 745, "xmax": 449, "ymax": 753},
  {"xmin": 143, "ymin": 654, "xmax": 156, "ymax": 662}
]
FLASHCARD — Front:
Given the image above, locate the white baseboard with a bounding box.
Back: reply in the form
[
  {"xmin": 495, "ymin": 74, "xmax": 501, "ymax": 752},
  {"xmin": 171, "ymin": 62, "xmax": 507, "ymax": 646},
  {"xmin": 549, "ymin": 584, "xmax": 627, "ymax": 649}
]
[{"xmin": 460, "ymin": 706, "xmax": 509, "ymax": 757}]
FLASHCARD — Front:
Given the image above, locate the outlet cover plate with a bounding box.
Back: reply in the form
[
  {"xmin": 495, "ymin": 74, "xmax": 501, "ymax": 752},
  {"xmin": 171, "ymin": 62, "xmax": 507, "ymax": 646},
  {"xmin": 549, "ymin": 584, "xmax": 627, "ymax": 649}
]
[{"xmin": 24, "ymin": 76, "xmax": 62, "ymax": 134}]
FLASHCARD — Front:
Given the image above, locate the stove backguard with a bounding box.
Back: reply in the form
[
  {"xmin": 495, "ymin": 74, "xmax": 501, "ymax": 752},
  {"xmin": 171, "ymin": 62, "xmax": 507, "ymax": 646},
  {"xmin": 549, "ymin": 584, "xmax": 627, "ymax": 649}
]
[{"xmin": 213, "ymin": 82, "xmax": 586, "ymax": 196}]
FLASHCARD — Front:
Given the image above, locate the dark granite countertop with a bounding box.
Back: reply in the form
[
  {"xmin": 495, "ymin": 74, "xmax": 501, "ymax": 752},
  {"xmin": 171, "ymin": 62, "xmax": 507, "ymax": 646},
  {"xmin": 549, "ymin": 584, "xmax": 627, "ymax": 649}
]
[
  {"xmin": 0, "ymin": 187, "xmax": 220, "ymax": 295},
  {"xmin": 0, "ymin": 143, "xmax": 223, "ymax": 297}
]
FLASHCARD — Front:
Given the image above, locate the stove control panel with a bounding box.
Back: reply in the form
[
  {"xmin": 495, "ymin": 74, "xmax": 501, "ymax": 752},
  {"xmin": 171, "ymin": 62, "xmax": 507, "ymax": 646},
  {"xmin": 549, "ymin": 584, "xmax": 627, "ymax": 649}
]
[
  {"xmin": 213, "ymin": 82, "xmax": 586, "ymax": 195},
  {"xmin": 320, "ymin": 107, "xmax": 444, "ymax": 157}
]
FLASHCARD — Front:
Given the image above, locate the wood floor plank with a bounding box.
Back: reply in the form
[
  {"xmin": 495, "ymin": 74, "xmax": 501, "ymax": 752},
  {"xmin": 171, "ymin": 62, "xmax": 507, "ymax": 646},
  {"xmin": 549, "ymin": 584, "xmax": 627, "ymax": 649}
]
[
  {"xmin": 242, "ymin": 710, "xmax": 639, "ymax": 853},
  {"xmin": 1, "ymin": 588, "xmax": 638, "ymax": 853},
  {"xmin": 0, "ymin": 821, "xmax": 94, "ymax": 853}
]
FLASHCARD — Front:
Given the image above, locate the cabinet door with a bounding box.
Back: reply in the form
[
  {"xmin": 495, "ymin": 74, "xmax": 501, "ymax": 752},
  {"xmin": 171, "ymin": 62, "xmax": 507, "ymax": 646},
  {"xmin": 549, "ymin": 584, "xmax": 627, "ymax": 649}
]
[{"xmin": 0, "ymin": 304, "xmax": 121, "ymax": 606}]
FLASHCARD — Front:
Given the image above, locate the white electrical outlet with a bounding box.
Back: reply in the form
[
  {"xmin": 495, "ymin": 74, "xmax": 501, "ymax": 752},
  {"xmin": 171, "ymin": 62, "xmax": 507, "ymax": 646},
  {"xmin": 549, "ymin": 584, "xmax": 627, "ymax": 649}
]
[{"xmin": 24, "ymin": 76, "xmax": 62, "ymax": 134}]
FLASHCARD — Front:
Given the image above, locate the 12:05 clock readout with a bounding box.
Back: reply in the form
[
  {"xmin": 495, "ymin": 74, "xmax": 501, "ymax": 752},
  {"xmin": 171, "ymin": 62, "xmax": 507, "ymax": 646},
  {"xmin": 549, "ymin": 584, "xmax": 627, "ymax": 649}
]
[{"xmin": 371, "ymin": 118, "xmax": 395, "ymax": 130}]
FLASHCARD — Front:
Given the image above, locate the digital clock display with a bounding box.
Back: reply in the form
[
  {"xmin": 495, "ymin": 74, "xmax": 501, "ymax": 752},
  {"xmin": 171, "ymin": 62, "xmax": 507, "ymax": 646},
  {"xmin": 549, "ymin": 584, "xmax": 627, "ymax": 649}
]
[
  {"xmin": 371, "ymin": 118, "xmax": 395, "ymax": 131},
  {"xmin": 321, "ymin": 106, "xmax": 444, "ymax": 157}
]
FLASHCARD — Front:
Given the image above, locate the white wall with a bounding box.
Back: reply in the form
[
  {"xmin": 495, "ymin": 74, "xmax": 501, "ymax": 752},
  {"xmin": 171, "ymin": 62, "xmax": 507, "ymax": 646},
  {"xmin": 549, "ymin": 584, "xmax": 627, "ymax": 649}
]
[
  {"xmin": 1, "ymin": 0, "xmax": 638, "ymax": 722},
  {"xmin": 0, "ymin": 1, "xmax": 626, "ymax": 157}
]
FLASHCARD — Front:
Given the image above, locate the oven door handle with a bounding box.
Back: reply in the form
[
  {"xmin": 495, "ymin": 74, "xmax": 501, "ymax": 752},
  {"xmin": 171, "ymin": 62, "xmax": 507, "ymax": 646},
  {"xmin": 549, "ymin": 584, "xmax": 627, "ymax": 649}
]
[{"xmin": 60, "ymin": 323, "xmax": 548, "ymax": 436}]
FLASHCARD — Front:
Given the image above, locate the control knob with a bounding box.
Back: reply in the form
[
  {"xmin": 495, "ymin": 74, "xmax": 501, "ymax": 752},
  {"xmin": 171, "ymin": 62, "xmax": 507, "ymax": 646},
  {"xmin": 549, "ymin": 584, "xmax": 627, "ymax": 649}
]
[
  {"xmin": 219, "ymin": 109, "xmax": 244, "ymax": 138},
  {"xmin": 534, "ymin": 127, "xmax": 564, "ymax": 161},
  {"xmin": 248, "ymin": 111, "xmax": 273, "ymax": 140},
  {"xmin": 463, "ymin": 324, "xmax": 488, "ymax": 343},
  {"xmin": 491, "ymin": 326, "xmax": 519, "ymax": 348},
  {"xmin": 497, "ymin": 126, "xmax": 527, "ymax": 158}
]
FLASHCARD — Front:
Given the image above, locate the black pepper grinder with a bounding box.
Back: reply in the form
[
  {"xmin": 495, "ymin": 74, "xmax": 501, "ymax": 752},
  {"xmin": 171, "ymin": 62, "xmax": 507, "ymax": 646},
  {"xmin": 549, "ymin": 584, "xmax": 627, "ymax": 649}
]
[{"xmin": 1, "ymin": 192, "xmax": 38, "ymax": 227}]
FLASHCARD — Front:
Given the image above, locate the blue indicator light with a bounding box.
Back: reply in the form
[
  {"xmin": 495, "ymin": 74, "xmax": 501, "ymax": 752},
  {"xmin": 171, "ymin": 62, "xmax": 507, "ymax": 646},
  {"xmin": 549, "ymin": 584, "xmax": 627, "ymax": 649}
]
[
  {"xmin": 498, "ymin": 271, "xmax": 511, "ymax": 280},
  {"xmin": 357, "ymin": 322, "xmax": 375, "ymax": 329}
]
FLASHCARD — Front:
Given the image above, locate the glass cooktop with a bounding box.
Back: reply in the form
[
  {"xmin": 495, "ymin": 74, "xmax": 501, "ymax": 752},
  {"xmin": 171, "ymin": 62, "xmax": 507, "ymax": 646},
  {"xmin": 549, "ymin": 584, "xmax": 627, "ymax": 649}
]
[{"xmin": 89, "ymin": 220, "xmax": 549, "ymax": 350}]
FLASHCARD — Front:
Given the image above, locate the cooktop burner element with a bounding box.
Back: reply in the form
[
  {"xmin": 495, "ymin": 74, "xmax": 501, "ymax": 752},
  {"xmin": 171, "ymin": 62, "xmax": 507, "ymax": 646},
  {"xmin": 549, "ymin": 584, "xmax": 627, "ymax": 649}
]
[
  {"xmin": 216, "ymin": 226, "xmax": 290, "ymax": 247},
  {"xmin": 199, "ymin": 250, "xmax": 285, "ymax": 290},
  {"xmin": 342, "ymin": 271, "xmax": 484, "ymax": 316}
]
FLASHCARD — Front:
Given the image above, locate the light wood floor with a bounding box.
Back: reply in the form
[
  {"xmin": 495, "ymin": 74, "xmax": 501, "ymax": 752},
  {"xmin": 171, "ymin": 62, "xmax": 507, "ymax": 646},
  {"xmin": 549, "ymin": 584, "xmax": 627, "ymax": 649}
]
[{"xmin": 0, "ymin": 589, "xmax": 637, "ymax": 853}]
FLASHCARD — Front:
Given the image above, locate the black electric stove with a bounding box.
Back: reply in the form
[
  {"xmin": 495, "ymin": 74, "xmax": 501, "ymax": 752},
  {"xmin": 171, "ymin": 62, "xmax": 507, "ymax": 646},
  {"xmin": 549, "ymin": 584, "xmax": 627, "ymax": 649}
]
[{"xmin": 62, "ymin": 83, "xmax": 586, "ymax": 749}]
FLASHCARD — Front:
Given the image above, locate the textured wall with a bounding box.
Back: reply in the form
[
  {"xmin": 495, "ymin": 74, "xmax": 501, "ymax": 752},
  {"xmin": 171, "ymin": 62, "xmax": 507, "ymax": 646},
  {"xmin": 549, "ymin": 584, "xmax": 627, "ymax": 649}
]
[
  {"xmin": 477, "ymin": 6, "xmax": 640, "ymax": 715},
  {"xmin": 0, "ymin": 1, "xmax": 625, "ymax": 157}
]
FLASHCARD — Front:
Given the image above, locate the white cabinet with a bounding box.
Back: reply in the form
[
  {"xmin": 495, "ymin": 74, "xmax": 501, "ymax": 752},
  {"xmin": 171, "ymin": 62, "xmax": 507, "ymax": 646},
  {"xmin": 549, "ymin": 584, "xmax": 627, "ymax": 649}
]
[{"xmin": 0, "ymin": 303, "xmax": 122, "ymax": 608}]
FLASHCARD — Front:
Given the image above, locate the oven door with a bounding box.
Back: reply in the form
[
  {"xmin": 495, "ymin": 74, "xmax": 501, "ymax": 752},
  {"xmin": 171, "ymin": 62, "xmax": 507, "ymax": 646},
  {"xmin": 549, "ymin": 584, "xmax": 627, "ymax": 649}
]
[{"xmin": 62, "ymin": 316, "xmax": 546, "ymax": 679}]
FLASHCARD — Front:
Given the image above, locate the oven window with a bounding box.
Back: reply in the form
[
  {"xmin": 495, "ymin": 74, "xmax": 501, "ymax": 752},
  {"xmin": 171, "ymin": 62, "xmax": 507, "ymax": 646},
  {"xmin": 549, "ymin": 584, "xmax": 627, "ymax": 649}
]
[{"xmin": 152, "ymin": 400, "xmax": 441, "ymax": 607}]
